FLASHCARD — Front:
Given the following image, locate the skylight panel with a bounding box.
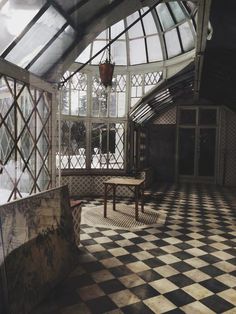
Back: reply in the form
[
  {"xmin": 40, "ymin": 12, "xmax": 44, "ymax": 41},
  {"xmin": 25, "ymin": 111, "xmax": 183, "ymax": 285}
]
[
  {"xmin": 0, "ymin": 0, "xmax": 45, "ymax": 54},
  {"xmin": 156, "ymin": 3, "xmax": 175, "ymax": 31},
  {"xmin": 5, "ymin": 6, "xmax": 66, "ymax": 68}
]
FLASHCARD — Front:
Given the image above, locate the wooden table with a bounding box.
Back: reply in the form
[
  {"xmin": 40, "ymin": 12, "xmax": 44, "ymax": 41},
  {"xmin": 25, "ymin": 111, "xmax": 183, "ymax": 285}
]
[{"xmin": 104, "ymin": 177, "xmax": 145, "ymax": 221}]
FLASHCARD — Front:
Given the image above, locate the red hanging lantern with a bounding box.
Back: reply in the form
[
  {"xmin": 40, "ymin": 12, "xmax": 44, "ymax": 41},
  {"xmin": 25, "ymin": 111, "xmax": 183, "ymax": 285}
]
[{"xmin": 99, "ymin": 58, "xmax": 115, "ymax": 87}]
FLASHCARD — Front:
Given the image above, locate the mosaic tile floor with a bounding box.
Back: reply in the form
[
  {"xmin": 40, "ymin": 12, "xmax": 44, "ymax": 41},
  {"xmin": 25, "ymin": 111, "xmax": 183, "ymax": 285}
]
[{"xmin": 34, "ymin": 183, "xmax": 236, "ymax": 314}]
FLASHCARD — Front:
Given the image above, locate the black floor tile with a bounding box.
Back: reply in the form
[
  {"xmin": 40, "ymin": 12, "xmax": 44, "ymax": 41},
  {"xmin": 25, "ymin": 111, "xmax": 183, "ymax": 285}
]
[
  {"xmin": 124, "ymin": 245, "xmax": 142, "ymax": 253},
  {"xmin": 199, "ymin": 265, "xmax": 224, "ymax": 277},
  {"xmin": 99, "ymin": 279, "xmax": 126, "ymax": 294},
  {"xmin": 200, "ymin": 278, "xmax": 229, "ymax": 293},
  {"xmin": 171, "ymin": 261, "xmax": 194, "ymax": 273},
  {"xmin": 110, "ymin": 265, "xmax": 133, "ymax": 277},
  {"xmin": 201, "ymin": 295, "xmax": 235, "ymax": 313},
  {"xmin": 86, "ymin": 296, "xmax": 117, "ymax": 313},
  {"xmin": 122, "ymin": 301, "xmax": 154, "ymax": 314},
  {"xmin": 138, "ymin": 269, "xmax": 162, "ymax": 282},
  {"xmin": 168, "ymin": 274, "xmax": 194, "ymax": 288},
  {"xmin": 144, "ymin": 258, "xmax": 166, "ymax": 268},
  {"xmin": 165, "ymin": 289, "xmax": 196, "ymax": 307},
  {"xmin": 117, "ymin": 254, "xmax": 139, "ymax": 264},
  {"xmin": 131, "ymin": 284, "xmax": 159, "ymax": 300}
]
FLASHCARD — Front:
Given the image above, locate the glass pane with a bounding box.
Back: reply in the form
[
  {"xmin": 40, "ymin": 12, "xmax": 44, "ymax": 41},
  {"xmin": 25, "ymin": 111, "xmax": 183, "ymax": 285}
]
[
  {"xmin": 61, "ymin": 120, "xmax": 70, "ymax": 168},
  {"xmin": 146, "ymin": 35, "xmax": 163, "ymax": 62},
  {"xmin": 156, "ymin": 3, "xmax": 175, "ymax": 31},
  {"xmin": 129, "ymin": 38, "xmax": 146, "ymax": 65},
  {"xmin": 111, "ymin": 20, "xmax": 125, "ymax": 39},
  {"xmin": 108, "ymin": 123, "xmax": 124, "ymax": 169},
  {"xmin": 142, "ymin": 8, "xmax": 157, "ymax": 35},
  {"xmin": 70, "ymin": 121, "xmax": 86, "ymax": 169},
  {"xmin": 179, "ymin": 109, "xmax": 196, "ymax": 125},
  {"xmin": 29, "ymin": 26, "xmax": 76, "ymax": 76},
  {"xmin": 179, "ymin": 22, "xmax": 194, "ymax": 52},
  {"xmin": 96, "ymin": 30, "xmax": 107, "ymax": 40},
  {"xmin": 126, "ymin": 12, "xmax": 144, "ymax": 39},
  {"xmin": 61, "ymin": 87, "xmax": 69, "ymax": 115},
  {"xmin": 92, "ymin": 77, "xmax": 107, "ymax": 117},
  {"xmin": 0, "ymin": 1, "xmax": 45, "ymax": 55},
  {"xmin": 111, "ymin": 40, "xmax": 127, "ymax": 65},
  {"xmin": 198, "ymin": 128, "xmax": 216, "ymax": 176},
  {"xmin": 179, "ymin": 128, "xmax": 195, "ymax": 175},
  {"xmin": 91, "ymin": 41, "xmax": 106, "ymax": 64},
  {"xmin": 165, "ymin": 28, "xmax": 182, "ymax": 58},
  {"xmin": 5, "ymin": 6, "xmax": 66, "ymax": 68},
  {"xmin": 91, "ymin": 123, "xmax": 106, "ymax": 169},
  {"xmin": 76, "ymin": 44, "xmax": 91, "ymax": 63},
  {"xmin": 70, "ymin": 73, "xmax": 87, "ymax": 116},
  {"xmin": 199, "ymin": 109, "xmax": 217, "ymax": 125},
  {"xmin": 169, "ymin": 2, "xmax": 186, "ymax": 23}
]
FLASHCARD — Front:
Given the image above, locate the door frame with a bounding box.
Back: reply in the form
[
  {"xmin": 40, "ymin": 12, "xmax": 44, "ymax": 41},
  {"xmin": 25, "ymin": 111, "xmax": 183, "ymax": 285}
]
[{"xmin": 175, "ymin": 106, "xmax": 219, "ymax": 183}]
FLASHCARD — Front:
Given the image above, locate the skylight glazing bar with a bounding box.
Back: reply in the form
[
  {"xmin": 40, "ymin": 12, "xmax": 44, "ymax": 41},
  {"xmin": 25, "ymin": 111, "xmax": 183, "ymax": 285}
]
[
  {"xmin": 67, "ymin": 0, "xmax": 89, "ymax": 15},
  {"xmin": 50, "ymin": 0, "xmax": 78, "ymax": 30},
  {"xmin": 25, "ymin": 22, "xmax": 69, "ymax": 70},
  {"xmin": 139, "ymin": 10, "xmax": 149, "ymax": 63}
]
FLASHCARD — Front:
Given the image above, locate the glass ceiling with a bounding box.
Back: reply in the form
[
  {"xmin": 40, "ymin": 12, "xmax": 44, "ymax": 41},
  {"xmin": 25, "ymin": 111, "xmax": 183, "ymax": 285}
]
[
  {"xmin": 0, "ymin": 0, "xmax": 197, "ymax": 78},
  {"xmin": 76, "ymin": 2, "xmax": 196, "ymax": 66}
]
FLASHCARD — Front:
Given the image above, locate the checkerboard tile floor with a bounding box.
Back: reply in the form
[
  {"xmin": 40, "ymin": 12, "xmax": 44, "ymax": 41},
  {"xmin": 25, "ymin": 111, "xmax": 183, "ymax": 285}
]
[{"xmin": 34, "ymin": 183, "xmax": 236, "ymax": 314}]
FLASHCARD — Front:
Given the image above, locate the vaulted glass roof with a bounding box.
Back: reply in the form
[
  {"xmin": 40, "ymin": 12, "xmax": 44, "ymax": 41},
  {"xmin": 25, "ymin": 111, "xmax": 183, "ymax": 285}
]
[
  {"xmin": 76, "ymin": 2, "xmax": 196, "ymax": 66},
  {"xmin": 0, "ymin": 0, "xmax": 197, "ymax": 79}
]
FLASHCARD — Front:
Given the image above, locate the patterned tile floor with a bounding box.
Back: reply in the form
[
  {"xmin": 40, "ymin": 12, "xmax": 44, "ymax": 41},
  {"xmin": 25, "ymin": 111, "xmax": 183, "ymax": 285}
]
[{"xmin": 34, "ymin": 183, "xmax": 236, "ymax": 314}]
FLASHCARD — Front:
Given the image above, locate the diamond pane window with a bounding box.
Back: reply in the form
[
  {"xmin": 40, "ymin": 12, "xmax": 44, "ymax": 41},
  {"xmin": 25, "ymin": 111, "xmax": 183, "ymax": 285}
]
[
  {"xmin": 61, "ymin": 72, "xmax": 87, "ymax": 116},
  {"xmin": 0, "ymin": 75, "xmax": 52, "ymax": 203},
  {"xmin": 131, "ymin": 71, "xmax": 162, "ymax": 107},
  {"xmin": 91, "ymin": 123, "xmax": 124, "ymax": 169},
  {"xmin": 60, "ymin": 120, "xmax": 86, "ymax": 169},
  {"xmin": 92, "ymin": 77, "xmax": 107, "ymax": 117}
]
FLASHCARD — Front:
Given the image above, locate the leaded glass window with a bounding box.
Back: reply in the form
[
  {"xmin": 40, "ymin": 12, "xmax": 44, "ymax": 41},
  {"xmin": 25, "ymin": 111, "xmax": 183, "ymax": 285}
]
[
  {"xmin": 61, "ymin": 72, "xmax": 87, "ymax": 116},
  {"xmin": 0, "ymin": 75, "xmax": 53, "ymax": 203},
  {"xmin": 131, "ymin": 71, "xmax": 162, "ymax": 107},
  {"xmin": 92, "ymin": 74, "xmax": 126, "ymax": 118},
  {"xmin": 91, "ymin": 123, "xmax": 125, "ymax": 170},
  {"xmin": 60, "ymin": 120, "xmax": 86, "ymax": 169}
]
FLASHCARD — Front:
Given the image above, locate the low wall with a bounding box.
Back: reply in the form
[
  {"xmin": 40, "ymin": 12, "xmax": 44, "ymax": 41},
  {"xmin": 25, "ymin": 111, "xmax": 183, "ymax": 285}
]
[
  {"xmin": 0, "ymin": 185, "xmax": 79, "ymax": 314},
  {"xmin": 59, "ymin": 169, "xmax": 152, "ymax": 197}
]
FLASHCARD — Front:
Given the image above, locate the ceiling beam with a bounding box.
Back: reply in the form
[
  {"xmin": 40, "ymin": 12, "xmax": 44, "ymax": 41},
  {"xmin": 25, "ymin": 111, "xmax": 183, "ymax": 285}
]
[{"xmin": 193, "ymin": 0, "xmax": 212, "ymax": 101}]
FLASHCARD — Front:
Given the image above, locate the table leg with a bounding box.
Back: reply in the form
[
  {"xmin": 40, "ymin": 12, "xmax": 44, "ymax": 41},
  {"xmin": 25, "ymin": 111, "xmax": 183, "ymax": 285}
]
[
  {"xmin": 141, "ymin": 184, "xmax": 144, "ymax": 213},
  {"xmin": 104, "ymin": 184, "xmax": 107, "ymax": 218},
  {"xmin": 135, "ymin": 186, "xmax": 139, "ymax": 221},
  {"xmin": 113, "ymin": 185, "xmax": 116, "ymax": 211}
]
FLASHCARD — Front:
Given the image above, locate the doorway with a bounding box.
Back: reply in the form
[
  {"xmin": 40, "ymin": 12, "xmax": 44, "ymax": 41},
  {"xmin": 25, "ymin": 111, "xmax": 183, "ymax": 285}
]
[{"xmin": 177, "ymin": 107, "xmax": 218, "ymax": 181}]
